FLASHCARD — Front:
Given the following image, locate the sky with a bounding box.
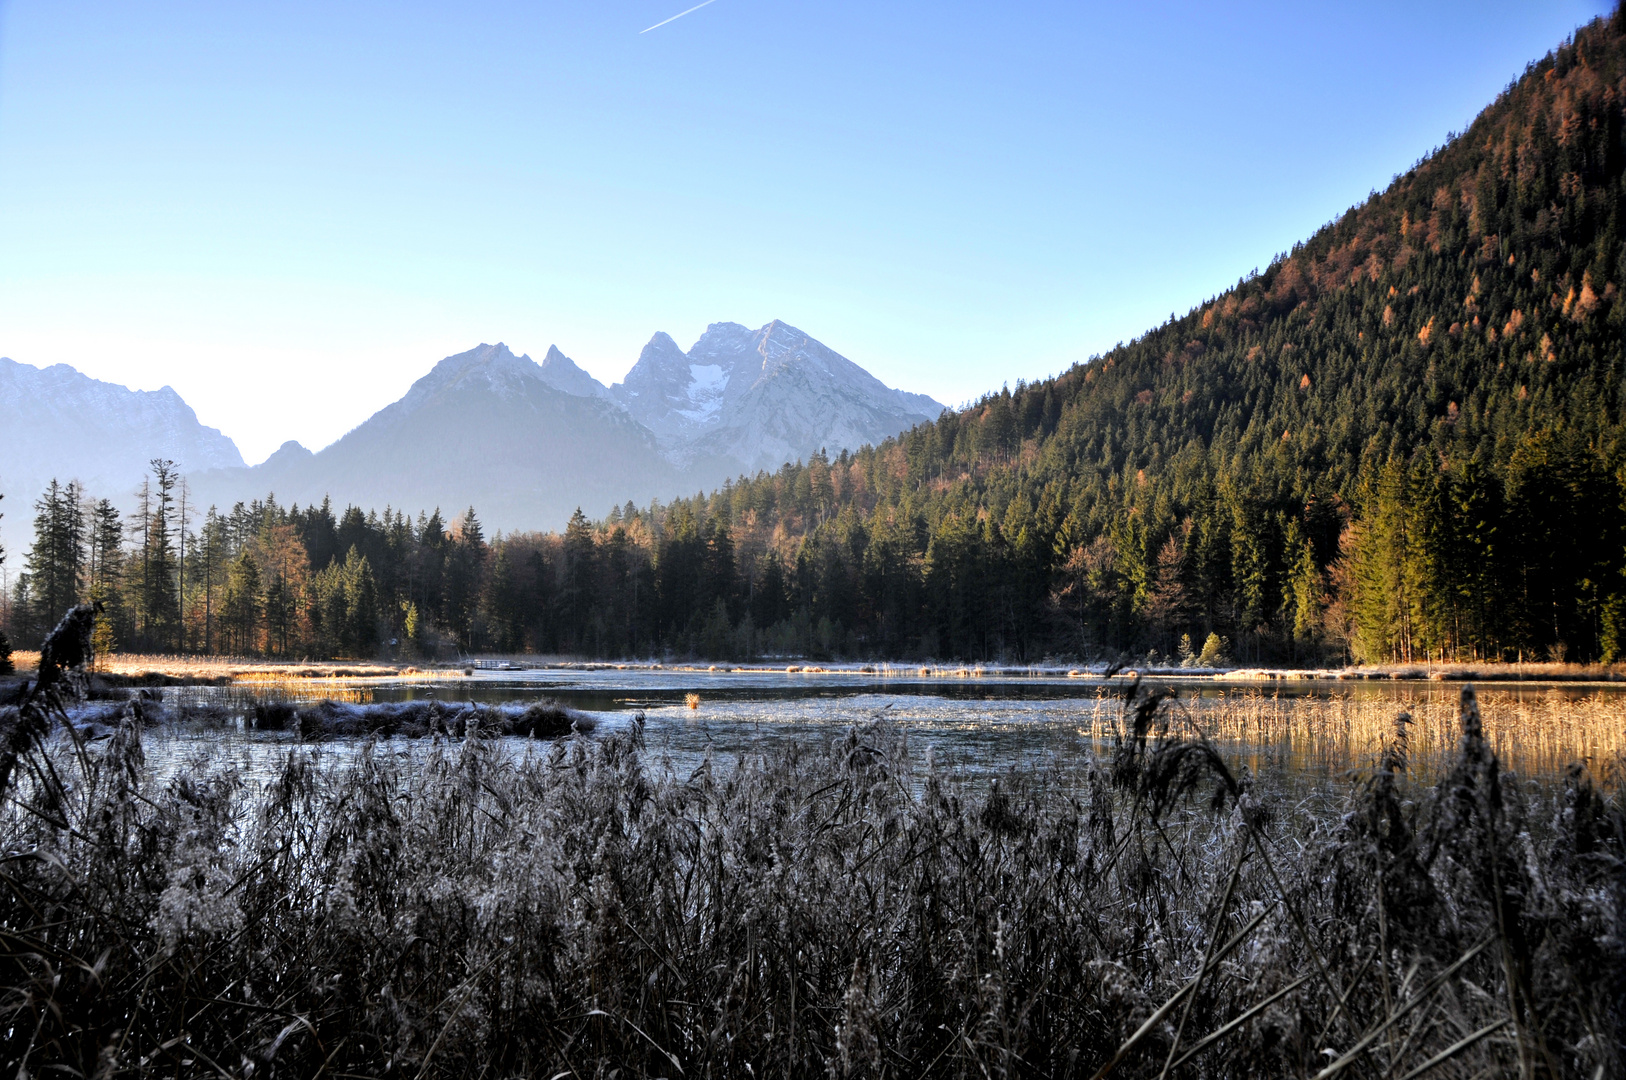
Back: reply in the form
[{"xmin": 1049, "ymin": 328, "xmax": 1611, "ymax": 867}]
[{"xmin": 0, "ymin": 0, "xmax": 1613, "ymax": 464}]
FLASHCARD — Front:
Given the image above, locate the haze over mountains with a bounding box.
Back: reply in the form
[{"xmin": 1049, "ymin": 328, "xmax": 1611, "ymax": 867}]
[{"xmin": 0, "ymin": 322, "xmax": 944, "ymax": 548}]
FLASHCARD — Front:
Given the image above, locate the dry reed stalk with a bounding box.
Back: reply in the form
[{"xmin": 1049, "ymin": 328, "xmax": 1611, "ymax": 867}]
[{"xmin": 1167, "ymin": 687, "xmax": 1626, "ymax": 783}]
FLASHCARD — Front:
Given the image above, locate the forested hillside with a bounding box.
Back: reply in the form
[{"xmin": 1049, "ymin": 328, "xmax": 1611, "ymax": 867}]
[{"xmin": 6, "ymin": 11, "xmax": 1626, "ymax": 665}]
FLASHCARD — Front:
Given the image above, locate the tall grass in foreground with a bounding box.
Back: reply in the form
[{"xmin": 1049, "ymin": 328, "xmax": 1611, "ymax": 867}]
[{"xmin": 0, "ymin": 620, "xmax": 1620, "ymax": 1076}]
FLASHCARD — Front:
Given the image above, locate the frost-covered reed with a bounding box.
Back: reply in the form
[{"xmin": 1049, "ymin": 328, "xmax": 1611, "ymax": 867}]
[{"xmin": 0, "ymin": 657, "xmax": 1619, "ymax": 1076}]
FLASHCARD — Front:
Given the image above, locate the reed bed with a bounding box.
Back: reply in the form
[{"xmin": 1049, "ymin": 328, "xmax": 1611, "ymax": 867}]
[
  {"xmin": 229, "ymin": 666, "xmax": 469, "ymax": 685},
  {"xmin": 0, "ymin": 608, "xmax": 1618, "ymax": 1079},
  {"xmin": 1061, "ymin": 687, "xmax": 1626, "ymax": 786},
  {"xmin": 1342, "ymin": 660, "xmax": 1626, "ymax": 681}
]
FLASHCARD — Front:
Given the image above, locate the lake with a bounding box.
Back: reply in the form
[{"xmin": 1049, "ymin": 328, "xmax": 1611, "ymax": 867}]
[{"xmin": 142, "ymin": 666, "xmax": 1626, "ymax": 790}]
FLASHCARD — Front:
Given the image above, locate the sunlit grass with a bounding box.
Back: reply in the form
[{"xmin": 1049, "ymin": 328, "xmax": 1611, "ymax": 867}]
[
  {"xmin": 1, "ymin": 650, "xmax": 477, "ymax": 685},
  {"xmin": 1065, "ymin": 685, "xmax": 1626, "ymax": 783}
]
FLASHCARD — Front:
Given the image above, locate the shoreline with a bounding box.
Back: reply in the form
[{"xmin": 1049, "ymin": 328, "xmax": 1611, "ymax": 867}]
[{"xmin": 7, "ymin": 650, "xmax": 1626, "ymax": 688}]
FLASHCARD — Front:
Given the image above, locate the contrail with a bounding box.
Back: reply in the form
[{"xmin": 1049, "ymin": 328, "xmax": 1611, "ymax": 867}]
[{"xmin": 641, "ymin": 0, "xmax": 720, "ymax": 33}]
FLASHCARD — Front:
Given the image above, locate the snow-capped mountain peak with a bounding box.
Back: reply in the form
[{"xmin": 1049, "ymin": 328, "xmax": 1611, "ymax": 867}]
[
  {"xmin": 613, "ymin": 332, "xmax": 705, "ymax": 437},
  {"xmin": 687, "ymin": 322, "xmax": 758, "ymax": 370},
  {"xmin": 609, "ymin": 321, "xmax": 946, "ymax": 476}
]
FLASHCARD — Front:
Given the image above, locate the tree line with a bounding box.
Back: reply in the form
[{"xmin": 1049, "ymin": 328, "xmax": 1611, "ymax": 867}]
[{"xmin": 3, "ymin": 465, "xmax": 468, "ymax": 661}]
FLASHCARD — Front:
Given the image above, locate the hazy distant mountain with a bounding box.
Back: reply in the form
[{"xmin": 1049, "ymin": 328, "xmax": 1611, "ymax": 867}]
[
  {"xmin": 231, "ymin": 326, "xmax": 943, "ymax": 527},
  {"xmin": 190, "ymin": 343, "xmax": 674, "ymax": 535},
  {"xmin": 0, "ymin": 357, "xmax": 244, "ymax": 553}
]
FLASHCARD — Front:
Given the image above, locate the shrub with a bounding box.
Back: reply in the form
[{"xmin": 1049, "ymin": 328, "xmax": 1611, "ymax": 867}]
[{"xmin": 1197, "ymin": 631, "xmax": 1230, "ymax": 666}]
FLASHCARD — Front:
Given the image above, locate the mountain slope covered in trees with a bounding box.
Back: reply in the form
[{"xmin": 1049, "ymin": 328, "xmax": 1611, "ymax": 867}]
[
  {"xmin": 8, "ymin": 11, "xmax": 1626, "ymax": 664},
  {"xmin": 542, "ymin": 9, "xmax": 1626, "ymax": 665}
]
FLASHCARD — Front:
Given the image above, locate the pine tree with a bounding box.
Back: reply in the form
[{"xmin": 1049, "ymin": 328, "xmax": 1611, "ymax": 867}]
[
  {"xmin": 1350, "ymin": 463, "xmax": 1414, "ymax": 663},
  {"xmin": 1141, "ymin": 534, "xmax": 1192, "ymax": 655},
  {"xmin": 342, "ymin": 547, "xmax": 380, "ymax": 657},
  {"xmin": 1284, "ymin": 523, "xmax": 1324, "ymax": 661},
  {"xmin": 403, "ymin": 600, "xmax": 423, "ymax": 656},
  {"xmin": 483, "ymin": 544, "xmax": 524, "ymax": 652},
  {"xmin": 557, "ymin": 509, "xmax": 599, "ymax": 654},
  {"xmin": 414, "ymin": 509, "xmax": 448, "ymax": 625},
  {"xmin": 192, "ymin": 507, "xmax": 226, "ymax": 654},
  {"xmin": 441, "ymin": 508, "xmax": 485, "ymax": 648}
]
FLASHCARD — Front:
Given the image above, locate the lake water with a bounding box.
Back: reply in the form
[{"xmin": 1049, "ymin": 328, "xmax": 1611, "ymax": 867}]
[{"xmin": 139, "ymin": 667, "xmax": 1626, "ymax": 791}]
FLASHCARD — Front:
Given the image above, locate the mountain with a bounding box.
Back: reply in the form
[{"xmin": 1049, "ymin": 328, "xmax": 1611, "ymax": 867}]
[
  {"xmin": 615, "ymin": 331, "xmax": 703, "ymax": 438},
  {"xmin": 612, "ymin": 321, "xmax": 945, "ymax": 480},
  {"xmin": 194, "ymin": 322, "xmax": 943, "ymax": 532},
  {"xmin": 191, "ymin": 325, "xmax": 940, "ymax": 530},
  {"xmin": 0, "ymin": 357, "xmax": 244, "ymax": 553},
  {"xmin": 190, "ymin": 343, "xmax": 675, "ymax": 535},
  {"xmin": 258, "ymin": 439, "xmax": 315, "ymax": 471},
  {"xmin": 5, "ymin": 321, "xmax": 943, "ymax": 554}
]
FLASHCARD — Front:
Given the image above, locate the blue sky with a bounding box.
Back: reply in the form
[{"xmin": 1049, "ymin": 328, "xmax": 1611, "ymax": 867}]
[{"xmin": 0, "ymin": 0, "xmax": 1612, "ymax": 463}]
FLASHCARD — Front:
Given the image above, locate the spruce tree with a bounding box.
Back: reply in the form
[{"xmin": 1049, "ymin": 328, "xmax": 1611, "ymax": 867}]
[
  {"xmin": 222, "ymin": 550, "xmax": 261, "ymax": 655},
  {"xmin": 342, "ymin": 547, "xmax": 380, "ymax": 656},
  {"xmin": 87, "ymin": 498, "xmax": 124, "ymax": 657},
  {"xmin": 562, "ymin": 508, "xmax": 599, "ymax": 653},
  {"xmin": 24, "ymin": 480, "xmax": 85, "ymax": 636},
  {"xmin": 131, "ymin": 461, "xmax": 182, "ymax": 650}
]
